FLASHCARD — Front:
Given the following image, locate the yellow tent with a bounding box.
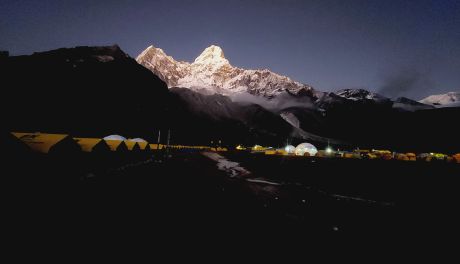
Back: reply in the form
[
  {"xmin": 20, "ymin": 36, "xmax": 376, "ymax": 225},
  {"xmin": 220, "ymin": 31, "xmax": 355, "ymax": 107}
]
[
  {"xmin": 104, "ymin": 139, "xmax": 123, "ymax": 151},
  {"xmin": 11, "ymin": 132, "xmax": 68, "ymax": 153},
  {"xmin": 251, "ymin": 145, "xmax": 266, "ymax": 151},
  {"xmin": 73, "ymin": 138, "xmax": 102, "ymax": 152},
  {"xmin": 124, "ymin": 140, "xmax": 137, "ymax": 151},
  {"xmin": 137, "ymin": 141, "xmax": 148, "ymax": 150},
  {"xmin": 148, "ymin": 144, "xmax": 164, "ymax": 150},
  {"xmin": 395, "ymin": 153, "xmax": 409, "ymax": 161},
  {"xmin": 406, "ymin": 153, "xmax": 417, "ymax": 161}
]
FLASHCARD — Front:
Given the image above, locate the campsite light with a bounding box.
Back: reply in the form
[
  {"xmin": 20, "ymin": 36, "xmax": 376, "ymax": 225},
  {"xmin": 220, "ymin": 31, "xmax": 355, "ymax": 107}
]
[
  {"xmin": 284, "ymin": 145, "xmax": 295, "ymax": 154},
  {"xmin": 236, "ymin": 145, "xmax": 245, "ymax": 150},
  {"xmin": 326, "ymin": 147, "xmax": 333, "ymax": 154}
]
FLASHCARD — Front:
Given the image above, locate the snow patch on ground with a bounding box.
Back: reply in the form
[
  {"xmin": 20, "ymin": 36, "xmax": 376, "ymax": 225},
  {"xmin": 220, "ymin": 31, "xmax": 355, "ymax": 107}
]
[
  {"xmin": 280, "ymin": 112, "xmax": 300, "ymax": 128},
  {"xmin": 202, "ymin": 152, "xmax": 251, "ymax": 177},
  {"xmin": 319, "ymin": 191, "xmax": 393, "ymax": 206},
  {"xmin": 246, "ymin": 178, "xmax": 281, "ymax": 185}
]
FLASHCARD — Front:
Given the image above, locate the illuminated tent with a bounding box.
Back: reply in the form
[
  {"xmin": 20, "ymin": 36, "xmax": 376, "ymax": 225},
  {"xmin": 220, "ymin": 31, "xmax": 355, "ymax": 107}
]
[
  {"xmin": 103, "ymin": 135, "xmax": 126, "ymax": 151},
  {"xmin": 11, "ymin": 132, "xmax": 68, "ymax": 153},
  {"xmin": 103, "ymin": 135, "xmax": 126, "ymax": 141},
  {"xmin": 148, "ymin": 144, "xmax": 164, "ymax": 150},
  {"xmin": 104, "ymin": 140, "xmax": 123, "ymax": 151},
  {"xmin": 124, "ymin": 140, "xmax": 137, "ymax": 151},
  {"xmin": 123, "ymin": 138, "xmax": 148, "ymax": 151},
  {"xmin": 295, "ymin": 143, "xmax": 318, "ymax": 156},
  {"xmin": 284, "ymin": 145, "xmax": 295, "ymax": 154},
  {"xmin": 129, "ymin": 138, "xmax": 148, "ymax": 150},
  {"xmin": 73, "ymin": 138, "xmax": 102, "ymax": 152},
  {"xmin": 453, "ymin": 153, "xmax": 460, "ymax": 163}
]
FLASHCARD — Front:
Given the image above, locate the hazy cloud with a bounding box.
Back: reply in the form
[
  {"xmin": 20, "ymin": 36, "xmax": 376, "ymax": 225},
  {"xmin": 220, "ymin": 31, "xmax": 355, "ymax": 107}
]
[
  {"xmin": 230, "ymin": 92, "xmax": 314, "ymax": 112},
  {"xmin": 378, "ymin": 67, "xmax": 434, "ymax": 100}
]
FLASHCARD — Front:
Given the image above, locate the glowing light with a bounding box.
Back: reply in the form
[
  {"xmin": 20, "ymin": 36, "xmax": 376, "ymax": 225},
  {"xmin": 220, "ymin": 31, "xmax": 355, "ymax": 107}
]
[
  {"xmin": 284, "ymin": 145, "xmax": 295, "ymax": 154},
  {"xmin": 326, "ymin": 147, "xmax": 333, "ymax": 154}
]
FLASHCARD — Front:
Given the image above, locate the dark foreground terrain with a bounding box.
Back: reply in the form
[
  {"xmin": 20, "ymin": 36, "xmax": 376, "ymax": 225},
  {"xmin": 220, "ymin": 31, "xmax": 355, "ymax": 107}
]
[{"xmin": 4, "ymin": 141, "xmax": 460, "ymax": 251}]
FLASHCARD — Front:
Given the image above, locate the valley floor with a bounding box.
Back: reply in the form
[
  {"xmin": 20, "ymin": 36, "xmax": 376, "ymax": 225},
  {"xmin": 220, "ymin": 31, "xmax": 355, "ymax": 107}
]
[{"xmin": 4, "ymin": 150, "xmax": 460, "ymax": 248}]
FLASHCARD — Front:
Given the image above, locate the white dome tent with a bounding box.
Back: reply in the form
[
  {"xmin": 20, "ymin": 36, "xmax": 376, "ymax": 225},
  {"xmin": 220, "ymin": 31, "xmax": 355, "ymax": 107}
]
[
  {"xmin": 295, "ymin": 143, "xmax": 318, "ymax": 156},
  {"xmin": 103, "ymin": 135, "xmax": 127, "ymax": 141},
  {"xmin": 129, "ymin": 138, "xmax": 147, "ymax": 143}
]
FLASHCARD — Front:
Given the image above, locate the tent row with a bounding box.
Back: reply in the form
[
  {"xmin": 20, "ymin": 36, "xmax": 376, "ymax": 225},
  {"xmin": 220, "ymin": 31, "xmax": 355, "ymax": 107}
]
[
  {"xmin": 10, "ymin": 132, "xmax": 219, "ymax": 154},
  {"xmin": 244, "ymin": 142, "xmax": 460, "ymax": 163}
]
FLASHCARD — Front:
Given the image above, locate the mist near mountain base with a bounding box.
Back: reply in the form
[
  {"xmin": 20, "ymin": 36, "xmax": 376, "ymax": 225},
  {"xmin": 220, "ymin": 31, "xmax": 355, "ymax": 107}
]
[
  {"xmin": 378, "ymin": 67, "xmax": 434, "ymax": 100},
  {"xmin": 230, "ymin": 92, "xmax": 315, "ymax": 112}
]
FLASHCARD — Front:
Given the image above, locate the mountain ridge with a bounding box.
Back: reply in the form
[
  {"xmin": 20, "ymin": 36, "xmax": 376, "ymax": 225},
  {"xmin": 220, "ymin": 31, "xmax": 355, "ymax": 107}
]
[{"xmin": 136, "ymin": 44, "xmax": 315, "ymax": 97}]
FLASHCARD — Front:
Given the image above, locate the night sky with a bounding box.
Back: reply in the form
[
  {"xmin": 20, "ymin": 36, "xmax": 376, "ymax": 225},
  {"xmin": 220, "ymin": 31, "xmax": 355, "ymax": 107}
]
[{"xmin": 1, "ymin": 0, "xmax": 459, "ymax": 99}]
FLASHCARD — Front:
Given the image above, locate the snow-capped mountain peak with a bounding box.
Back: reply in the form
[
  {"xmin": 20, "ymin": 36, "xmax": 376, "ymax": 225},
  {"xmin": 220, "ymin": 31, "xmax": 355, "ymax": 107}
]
[
  {"xmin": 419, "ymin": 92, "xmax": 460, "ymax": 106},
  {"xmin": 136, "ymin": 44, "xmax": 314, "ymax": 97},
  {"xmin": 193, "ymin": 45, "xmax": 229, "ymax": 66},
  {"xmin": 136, "ymin": 44, "xmax": 190, "ymax": 87}
]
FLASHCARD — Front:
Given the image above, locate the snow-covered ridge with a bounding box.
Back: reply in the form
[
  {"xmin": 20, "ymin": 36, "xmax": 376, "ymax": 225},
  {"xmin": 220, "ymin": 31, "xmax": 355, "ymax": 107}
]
[
  {"xmin": 136, "ymin": 44, "xmax": 314, "ymax": 97},
  {"xmin": 335, "ymin": 89, "xmax": 388, "ymax": 101},
  {"xmin": 419, "ymin": 92, "xmax": 460, "ymax": 106}
]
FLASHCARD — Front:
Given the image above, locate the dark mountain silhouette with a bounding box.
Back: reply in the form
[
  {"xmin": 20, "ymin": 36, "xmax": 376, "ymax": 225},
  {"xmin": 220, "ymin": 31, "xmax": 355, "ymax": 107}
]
[
  {"xmin": 274, "ymin": 90, "xmax": 460, "ymax": 152},
  {"xmin": 1, "ymin": 45, "xmax": 169, "ymax": 139}
]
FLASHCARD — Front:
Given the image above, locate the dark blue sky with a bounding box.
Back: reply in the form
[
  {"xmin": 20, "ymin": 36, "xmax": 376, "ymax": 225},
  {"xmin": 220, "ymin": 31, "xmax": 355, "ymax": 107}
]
[{"xmin": 1, "ymin": 0, "xmax": 459, "ymax": 99}]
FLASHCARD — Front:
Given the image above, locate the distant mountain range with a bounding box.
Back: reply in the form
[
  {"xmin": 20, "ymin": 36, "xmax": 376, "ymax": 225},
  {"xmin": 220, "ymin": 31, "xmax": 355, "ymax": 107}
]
[
  {"xmin": 2, "ymin": 45, "xmax": 459, "ymax": 152},
  {"xmin": 137, "ymin": 44, "xmax": 459, "ymax": 110}
]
